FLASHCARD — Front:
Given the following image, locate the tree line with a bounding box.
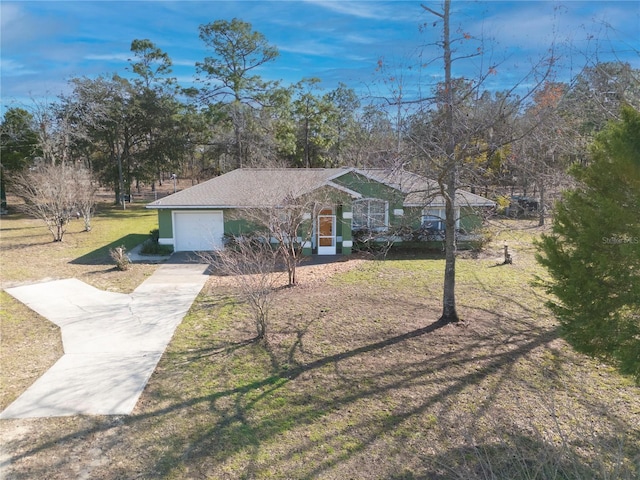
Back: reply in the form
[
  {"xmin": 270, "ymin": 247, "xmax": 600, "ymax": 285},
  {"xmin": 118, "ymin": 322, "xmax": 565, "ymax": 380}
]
[{"xmin": 2, "ymin": 17, "xmax": 638, "ymax": 209}]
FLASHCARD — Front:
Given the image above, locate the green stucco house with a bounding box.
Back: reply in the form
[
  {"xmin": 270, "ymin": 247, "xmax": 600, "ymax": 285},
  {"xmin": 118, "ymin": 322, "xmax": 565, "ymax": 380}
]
[{"xmin": 146, "ymin": 168, "xmax": 495, "ymax": 255}]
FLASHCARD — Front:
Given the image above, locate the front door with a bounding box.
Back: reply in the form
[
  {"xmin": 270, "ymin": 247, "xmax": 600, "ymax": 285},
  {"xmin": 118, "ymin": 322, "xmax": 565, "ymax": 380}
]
[{"xmin": 317, "ymin": 208, "xmax": 336, "ymax": 255}]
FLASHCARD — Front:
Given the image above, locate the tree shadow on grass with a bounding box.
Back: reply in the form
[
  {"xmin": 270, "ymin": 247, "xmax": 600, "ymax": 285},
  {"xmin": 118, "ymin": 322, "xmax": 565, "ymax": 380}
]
[
  {"xmin": 2, "ymin": 318, "xmax": 552, "ymax": 475},
  {"xmin": 0, "ymin": 240, "xmax": 55, "ymax": 251},
  {"xmin": 391, "ymin": 429, "xmax": 614, "ymax": 479},
  {"xmin": 0, "ymin": 225, "xmax": 48, "ymax": 232},
  {"xmin": 175, "ymin": 338, "xmax": 257, "ymax": 364},
  {"xmin": 0, "ymin": 212, "xmax": 37, "ymax": 222},
  {"xmin": 69, "ymin": 234, "xmax": 147, "ymax": 265},
  {"xmin": 2, "ymin": 291, "xmax": 637, "ymax": 479}
]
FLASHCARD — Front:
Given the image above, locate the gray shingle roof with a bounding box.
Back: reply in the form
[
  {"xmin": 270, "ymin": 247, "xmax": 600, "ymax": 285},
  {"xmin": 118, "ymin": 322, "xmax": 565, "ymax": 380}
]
[
  {"xmin": 147, "ymin": 167, "xmax": 495, "ymax": 209},
  {"xmin": 355, "ymin": 168, "xmax": 496, "ymax": 207},
  {"xmin": 147, "ymin": 168, "xmax": 355, "ymax": 208}
]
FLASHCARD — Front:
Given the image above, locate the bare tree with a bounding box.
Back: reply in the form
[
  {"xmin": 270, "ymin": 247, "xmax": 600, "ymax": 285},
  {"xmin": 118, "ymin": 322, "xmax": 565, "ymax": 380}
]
[
  {"xmin": 11, "ymin": 163, "xmax": 96, "ymax": 241},
  {"xmin": 416, "ymin": 0, "xmax": 555, "ymax": 323},
  {"xmin": 201, "ymin": 235, "xmax": 282, "ymax": 342},
  {"xmin": 512, "ymin": 83, "xmax": 574, "ymax": 226},
  {"xmin": 71, "ymin": 165, "xmax": 97, "ymax": 231},
  {"xmin": 235, "ymin": 189, "xmax": 332, "ymax": 286}
]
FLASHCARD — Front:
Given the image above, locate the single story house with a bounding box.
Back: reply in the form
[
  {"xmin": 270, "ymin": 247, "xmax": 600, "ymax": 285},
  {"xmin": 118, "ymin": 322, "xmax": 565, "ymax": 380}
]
[{"xmin": 146, "ymin": 167, "xmax": 495, "ymax": 255}]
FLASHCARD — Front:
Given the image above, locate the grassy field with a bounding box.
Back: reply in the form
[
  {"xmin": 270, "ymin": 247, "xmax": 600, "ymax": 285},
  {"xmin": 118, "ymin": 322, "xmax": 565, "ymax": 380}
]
[
  {"xmin": 0, "ymin": 211, "xmax": 638, "ymax": 479},
  {"xmin": 0, "ymin": 202, "xmax": 160, "ymax": 291}
]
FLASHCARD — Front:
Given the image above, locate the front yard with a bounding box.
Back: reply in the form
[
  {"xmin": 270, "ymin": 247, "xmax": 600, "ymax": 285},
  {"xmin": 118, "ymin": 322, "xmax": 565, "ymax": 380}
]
[{"xmin": 1, "ymin": 212, "xmax": 638, "ymax": 479}]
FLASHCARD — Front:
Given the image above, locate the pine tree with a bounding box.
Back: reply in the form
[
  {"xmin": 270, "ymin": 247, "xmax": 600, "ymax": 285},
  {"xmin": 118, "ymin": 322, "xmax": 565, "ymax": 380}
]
[{"xmin": 536, "ymin": 106, "xmax": 640, "ymax": 380}]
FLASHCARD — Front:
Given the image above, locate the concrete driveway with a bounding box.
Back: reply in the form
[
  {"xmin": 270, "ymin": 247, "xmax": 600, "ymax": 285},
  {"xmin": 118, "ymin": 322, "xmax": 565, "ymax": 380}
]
[{"xmin": 0, "ymin": 259, "xmax": 209, "ymax": 419}]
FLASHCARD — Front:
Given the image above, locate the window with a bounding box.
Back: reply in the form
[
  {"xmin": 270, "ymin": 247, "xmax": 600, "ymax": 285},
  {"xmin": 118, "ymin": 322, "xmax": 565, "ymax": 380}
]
[
  {"xmin": 422, "ymin": 208, "xmax": 445, "ymax": 231},
  {"xmin": 422, "ymin": 207, "xmax": 460, "ymax": 231},
  {"xmin": 352, "ymin": 199, "xmax": 388, "ymax": 231}
]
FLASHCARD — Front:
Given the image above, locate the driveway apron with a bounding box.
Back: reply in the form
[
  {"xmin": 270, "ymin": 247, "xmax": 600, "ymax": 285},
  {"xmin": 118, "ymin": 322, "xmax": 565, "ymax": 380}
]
[{"xmin": 0, "ymin": 262, "xmax": 209, "ymax": 419}]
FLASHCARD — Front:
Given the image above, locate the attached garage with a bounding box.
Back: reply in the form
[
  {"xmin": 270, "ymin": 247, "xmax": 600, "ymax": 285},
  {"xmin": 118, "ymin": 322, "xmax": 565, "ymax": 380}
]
[{"xmin": 173, "ymin": 211, "xmax": 224, "ymax": 252}]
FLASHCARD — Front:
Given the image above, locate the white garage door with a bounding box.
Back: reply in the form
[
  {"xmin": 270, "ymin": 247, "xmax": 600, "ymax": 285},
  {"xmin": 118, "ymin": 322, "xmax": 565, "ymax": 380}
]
[{"xmin": 173, "ymin": 211, "xmax": 224, "ymax": 252}]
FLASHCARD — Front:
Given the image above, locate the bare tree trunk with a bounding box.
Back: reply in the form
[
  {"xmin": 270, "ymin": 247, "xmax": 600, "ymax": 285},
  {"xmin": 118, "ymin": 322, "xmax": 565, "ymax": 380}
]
[
  {"xmin": 234, "ymin": 121, "xmax": 243, "ymax": 169},
  {"xmin": 538, "ymin": 178, "xmax": 545, "ymax": 226},
  {"xmin": 288, "ymin": 242, "xmax": 297, "ymax": 285},
  {"xmin": 437, "ymin": 0, "xmax": 459, "ymax": 324},
  {"xmin": 198, "ymin": 235, "xmax": 282, "ymax": 343},
  {"xmin": 304, "ymin": 117, "xmax": 311, "ymax": 168},
  {"xmin": 440, "ymin": 168, "xmax": 459, "ymax": 323},
  {"xmin": 117, "ymin": 152, "xmax": 125, "ymax": 210},
  {"xmin": 232, "ymin": 101, "xmax": 243, "ymax": 169}
]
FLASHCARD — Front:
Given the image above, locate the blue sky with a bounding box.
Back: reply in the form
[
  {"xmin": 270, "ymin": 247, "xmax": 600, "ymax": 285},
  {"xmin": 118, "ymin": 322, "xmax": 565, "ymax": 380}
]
[{"xmin": 1, "ymin": 0, "xmax": 638, "ymax": 111}]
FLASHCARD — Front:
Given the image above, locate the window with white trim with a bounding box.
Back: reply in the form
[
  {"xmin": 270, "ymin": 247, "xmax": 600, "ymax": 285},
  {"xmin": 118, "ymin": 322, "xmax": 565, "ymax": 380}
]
[
  {"xmin": 352, "ymin": 198, "xmax": 388, "ymax": 231},
  {"xmin": 422, "ymin": 207, "xmax": 460, "ymax": 231}
]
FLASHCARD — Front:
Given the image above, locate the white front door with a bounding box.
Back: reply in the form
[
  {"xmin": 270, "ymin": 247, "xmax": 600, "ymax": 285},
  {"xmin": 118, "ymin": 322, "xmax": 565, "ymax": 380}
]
[{"xmin": 317, "ymin": 208, "xmax": 336, "ymax": 255}]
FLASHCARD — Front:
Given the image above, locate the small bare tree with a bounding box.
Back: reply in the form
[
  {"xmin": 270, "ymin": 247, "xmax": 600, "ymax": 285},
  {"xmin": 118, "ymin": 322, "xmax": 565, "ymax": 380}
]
[
  {"xmin": 71, "ymin": 165, "xmax": 97, "ymax": 231},
  {"xmin": 11, "ymin": 163, "xmax": 96, "ymax": 241},
  {"xmin": 265, "ymin": 198, "xmax": 309, "ymax": 286},
  {"xmin": 234, "ymin": 184, "xmax": 334, "ymax": 286},
  {"xmin": 202, "ymin": 235, "xmax": 283, "ymax": 342},
  {"xmin": 253, "ymin": 194, "xmax": 327, "ymax": 286}
]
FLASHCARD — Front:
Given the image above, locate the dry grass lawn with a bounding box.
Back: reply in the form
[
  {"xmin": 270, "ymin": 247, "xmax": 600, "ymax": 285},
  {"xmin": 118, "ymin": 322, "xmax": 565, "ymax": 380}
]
[{"xmin": 1, "ymin": 211, "xmax": 638, "ymax": 479}]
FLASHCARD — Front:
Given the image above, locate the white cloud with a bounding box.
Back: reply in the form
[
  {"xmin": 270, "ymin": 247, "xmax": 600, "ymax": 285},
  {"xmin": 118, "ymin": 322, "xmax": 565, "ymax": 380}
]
[
  {"xmin": 344, "ymin": 33, "xmax": 377, "ymax": 45},
  {"xmin": 344, "ymin": 54, "xmax": 371, "ymax": 62},
  {"xmin": 0, "ymin": 3, "xmax": 23, "ymax": 30},
  {"xmin": 472, "ymin": 7, "xmax": 564, "ymax": 48},
  {"xmin": 301, "ymin": 0, "xmax": 391, "ymax": 20},
  {"xmin": 278, "ymin": 40, "xmax": 340, "ymax": 57},
  {"xmin": 470, "ymin": 1, "xmax": 638, "ymax": 56},
  {"xmin": 0, "ymin": 58, "xmax": 38, "ymax": 77},
  {"xmin": 0, "ymin": 2, "xmax": 61, "ymax": 47},
  {"xmin": 172, "ymin": 59, "xmax": 197, "ymax": 67},
  {"xmin": 84, "ymin": 53, "xmax": 131, "ymax": 63}
]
